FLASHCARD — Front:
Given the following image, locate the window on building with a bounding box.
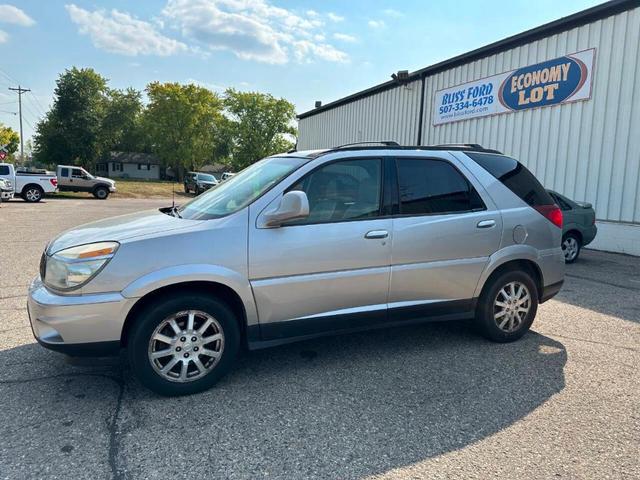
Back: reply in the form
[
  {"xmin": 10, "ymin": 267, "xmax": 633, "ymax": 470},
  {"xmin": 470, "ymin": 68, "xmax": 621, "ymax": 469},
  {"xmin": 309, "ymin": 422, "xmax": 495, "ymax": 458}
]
[
  {"xmin": 396, "ymin": 158, "xmax": 484, "ymax": 215},
  {"xmin": 138, "ymin": 163, "xmax": 151, "ymax": 170},
  {"xmin": 112, "ymin": 162, "xmax": 123, "ymax": 172},
  {"xmin": 288, "ymin": 158, "xmax": 382, "ymax": 224}
]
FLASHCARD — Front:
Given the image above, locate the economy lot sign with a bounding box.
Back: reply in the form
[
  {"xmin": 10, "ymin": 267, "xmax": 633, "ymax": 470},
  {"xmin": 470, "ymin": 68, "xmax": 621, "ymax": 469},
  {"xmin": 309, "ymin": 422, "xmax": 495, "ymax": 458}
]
[{"xmin": 433, "ymin": 48, "xmax": 595, "ymax": 126}]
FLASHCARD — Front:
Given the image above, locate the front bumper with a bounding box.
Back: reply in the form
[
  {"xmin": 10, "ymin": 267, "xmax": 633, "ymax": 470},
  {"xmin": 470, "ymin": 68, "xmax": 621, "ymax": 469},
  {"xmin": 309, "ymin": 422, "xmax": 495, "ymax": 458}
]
[
  {"xmin": 109, "ymin": 185, "xmax": 117, "ymax": 192},
  {"xmin": 27, "ymin": 277, "xmax": 134, "ymax": 356}
]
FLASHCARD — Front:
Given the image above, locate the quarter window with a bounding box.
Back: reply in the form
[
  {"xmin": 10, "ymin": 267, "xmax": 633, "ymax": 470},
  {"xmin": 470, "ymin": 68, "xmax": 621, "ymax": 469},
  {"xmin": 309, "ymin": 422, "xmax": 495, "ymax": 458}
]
[
  {"xmin": 289, "ymin": 158, "xmax": 382, "ymax": 224},
  {"xmin": 396, "ymin": 159, "xmax": 484, "ymax": 215},
  {"xmin": 0, "ymin": 165, "xmax": 9, "ymax": 175}
]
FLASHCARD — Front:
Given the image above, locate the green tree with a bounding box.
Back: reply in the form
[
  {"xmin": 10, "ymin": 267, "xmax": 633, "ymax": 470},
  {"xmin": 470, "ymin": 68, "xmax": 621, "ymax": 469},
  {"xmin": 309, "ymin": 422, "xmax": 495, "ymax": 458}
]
[
  {"xmin": 223, "ymin": 89, "xmax": 296, "ymax": 170},
  {"xmin": 102, "ymin": 87, "xmax": 146, "ymax": 153},
  {"xmin": 33, "ymin": 67, "xmax": 109, "ymax": 167},
  {"xmin": 0, "ymin": 123, "xmax": 19, "ymax": 156},
  {"xmin": 144, "ymin": 82, "xmax": 224, "ymax": 179}
]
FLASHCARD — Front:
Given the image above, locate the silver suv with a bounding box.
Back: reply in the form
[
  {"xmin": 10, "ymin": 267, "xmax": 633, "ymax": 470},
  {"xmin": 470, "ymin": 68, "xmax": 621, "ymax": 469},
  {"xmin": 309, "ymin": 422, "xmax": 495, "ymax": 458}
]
[{"xmin": 29, "ymin": 143, "xmax": 565, "ymax": 396}]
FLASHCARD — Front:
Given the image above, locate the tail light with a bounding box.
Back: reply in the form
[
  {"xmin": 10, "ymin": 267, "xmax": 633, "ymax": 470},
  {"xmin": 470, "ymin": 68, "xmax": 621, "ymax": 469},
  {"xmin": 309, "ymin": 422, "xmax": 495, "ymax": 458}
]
[
  {"xmin": 50, "ymin": 178, "xmax": 58, "ymax": 187},
  {"xmin": 534, "ymin": 204, "xmax": 563, "ymax": 228}
]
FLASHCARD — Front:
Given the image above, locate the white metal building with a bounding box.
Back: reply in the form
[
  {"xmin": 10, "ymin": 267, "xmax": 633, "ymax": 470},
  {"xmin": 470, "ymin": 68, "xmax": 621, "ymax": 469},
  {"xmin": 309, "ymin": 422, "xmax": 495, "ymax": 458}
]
[{"xmin": 297, "ymin": 0, "xmax": 640, "ymax": 256}]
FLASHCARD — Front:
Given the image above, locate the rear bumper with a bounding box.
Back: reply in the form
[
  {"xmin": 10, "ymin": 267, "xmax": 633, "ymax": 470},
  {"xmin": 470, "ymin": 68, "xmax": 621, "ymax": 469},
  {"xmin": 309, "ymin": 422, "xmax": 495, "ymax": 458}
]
[
  {"xmin": 27, "ymin": 277, "xmax": 132, "ymax": 357},
  {"xmin": 1, "ymin": 190, "xmax": 13, "ymax": 200},
  {"xmin": 541, "ymin": 280, "xmax": 564, "ymax": 303},
  {"xmin": 581, "ymin": 225, "xmax": 597, "ymax": 246}
]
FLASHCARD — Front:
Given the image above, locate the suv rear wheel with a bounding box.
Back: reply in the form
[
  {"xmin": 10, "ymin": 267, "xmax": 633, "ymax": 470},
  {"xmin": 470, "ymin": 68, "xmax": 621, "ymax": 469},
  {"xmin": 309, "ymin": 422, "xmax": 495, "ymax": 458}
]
[
  {"xmin": 477, "ymin": 270, "xmax": 538, "ymax": 342},
  {"xmin": 128, "ymin": 294, "xmax": 240, "ymax": 396}
]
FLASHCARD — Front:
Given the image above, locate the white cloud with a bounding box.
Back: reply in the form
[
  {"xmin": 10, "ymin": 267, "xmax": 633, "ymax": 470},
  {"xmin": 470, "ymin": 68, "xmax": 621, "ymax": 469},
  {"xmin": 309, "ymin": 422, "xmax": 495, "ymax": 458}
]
[
  {"xmin": 65, "ymin": 4, "xmax": 188, "ymax": 56},
  {"xmin": 333, "ymin": 32, "xmax": 356, "ymax": 43},
  {"xmin": 368, "ymin": 19, "xmax": 386, "ymax": 29},
  {"xmin": 327, "ymin": 12, "xmax": 344, "ymax": 22},
  {"xmin": 382, "ymin": 8, "xmax": 403, "ymax": 18},
  {"xmin": 306, "ymin": 10, "xmax": 319, "ymax": 18},
  {"xmin": 163, "ymin": 0, "xmax": 348, "ymax": 64},
  {"xmin": 0, "ymin": 30, "xmax": 7, "ymax": 43},
  {"xmin": 0, "ymin": 4, "xmax": 35, "ymax": 26}
]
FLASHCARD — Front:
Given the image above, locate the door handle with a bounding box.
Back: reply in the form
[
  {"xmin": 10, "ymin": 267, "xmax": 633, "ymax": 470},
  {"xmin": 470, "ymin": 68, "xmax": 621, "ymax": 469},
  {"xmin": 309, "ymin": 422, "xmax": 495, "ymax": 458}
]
[
  {"xmin": 477, "ymin": 220, "xmax": 496, "ymax": 228},
  {"xmin": 365, "ymin": 230, "xmax": 388, "ymax": 239}
]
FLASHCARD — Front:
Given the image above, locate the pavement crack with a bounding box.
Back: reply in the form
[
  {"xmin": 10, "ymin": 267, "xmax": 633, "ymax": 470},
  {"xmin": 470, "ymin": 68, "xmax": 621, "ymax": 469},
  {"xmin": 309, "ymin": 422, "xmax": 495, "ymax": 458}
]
[{"xmin": 107, "ymin": 373, "xmax": 128, "ymax": 480}]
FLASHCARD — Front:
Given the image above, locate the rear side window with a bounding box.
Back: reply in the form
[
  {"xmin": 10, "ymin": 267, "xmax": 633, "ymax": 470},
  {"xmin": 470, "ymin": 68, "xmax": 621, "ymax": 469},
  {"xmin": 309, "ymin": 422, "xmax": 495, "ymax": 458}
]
[
  {"xmin": 396, "ymin": 158, "xmax": 484, "ymax": 215},
  {"xmin": 0, "ymin": 165, "xmax": 9, "ymax": 175},
  {"xmin": 60, "ymin": 168, "xmax": 69, "ymax": 177},
  {"xmin": 466, "ymin": 152, "xmax": 553, "ymax": 206}
]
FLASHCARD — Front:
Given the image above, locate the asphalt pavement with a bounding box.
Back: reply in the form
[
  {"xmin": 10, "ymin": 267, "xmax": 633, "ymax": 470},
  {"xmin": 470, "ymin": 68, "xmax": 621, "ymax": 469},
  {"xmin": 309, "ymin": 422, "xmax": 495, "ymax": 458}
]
[{"xmin": 0, "ymin": 196, "xmax": 638, "ymax": 479}]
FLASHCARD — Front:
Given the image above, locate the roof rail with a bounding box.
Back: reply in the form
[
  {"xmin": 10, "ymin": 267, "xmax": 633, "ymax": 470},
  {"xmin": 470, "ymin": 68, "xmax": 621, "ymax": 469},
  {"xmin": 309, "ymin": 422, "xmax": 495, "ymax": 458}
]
[
  {"xmin": 334, "ymin": 140, "xmax": 400, "ymax": 149},
  {"xmin": 308, "ymin": 142, "xmax": 503, "ymax": 158},
  {"xmin": 432, "ymin": 143, "xmax": 485, "ymax": 150}
]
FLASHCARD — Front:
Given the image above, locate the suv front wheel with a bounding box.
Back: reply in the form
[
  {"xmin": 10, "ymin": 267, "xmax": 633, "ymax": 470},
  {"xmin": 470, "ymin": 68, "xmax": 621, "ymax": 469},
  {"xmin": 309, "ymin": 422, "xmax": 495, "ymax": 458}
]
[
  {"xmin": 477, "ymin": 270, "xmax": 538, "ymax": 343},
  {"xmin": 128, "ymin": 294, "xmax": 240, "ymax": 396}
]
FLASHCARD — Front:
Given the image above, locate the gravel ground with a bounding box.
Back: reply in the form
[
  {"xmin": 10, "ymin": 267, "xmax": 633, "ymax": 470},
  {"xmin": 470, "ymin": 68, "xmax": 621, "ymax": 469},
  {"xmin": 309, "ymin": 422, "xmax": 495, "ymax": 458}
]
[{"xmin": 0, "ymin": 197, "xmax": 638, "ymax": 480}]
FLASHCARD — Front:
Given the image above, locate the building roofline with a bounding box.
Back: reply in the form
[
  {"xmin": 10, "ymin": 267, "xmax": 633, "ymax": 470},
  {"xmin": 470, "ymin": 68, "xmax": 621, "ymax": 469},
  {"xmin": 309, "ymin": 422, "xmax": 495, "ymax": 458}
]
[{"xmin": 297, "ymin": 0, "xmax": 636, "ymax": 120}]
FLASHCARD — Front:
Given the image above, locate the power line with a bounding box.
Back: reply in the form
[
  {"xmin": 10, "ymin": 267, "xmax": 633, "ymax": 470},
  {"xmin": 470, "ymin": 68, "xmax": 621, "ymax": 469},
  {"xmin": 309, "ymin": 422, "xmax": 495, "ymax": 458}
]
[
  {"xmin": 28, "ymin": 91, "xmax": 48, "ymax": 116},
  {"xmin": 0, "ymin": 109, "xmax": 17, "ymax": 115},
  {"xmin": 8, "ymin": 85, "xmax": 31, "ymax": 161}
]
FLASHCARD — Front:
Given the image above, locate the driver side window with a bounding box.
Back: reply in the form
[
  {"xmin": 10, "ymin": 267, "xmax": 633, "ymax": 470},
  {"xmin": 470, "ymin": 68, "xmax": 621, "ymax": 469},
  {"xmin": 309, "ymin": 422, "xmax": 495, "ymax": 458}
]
[
  {"xmin": 288, "ymin": 158, "xmax": 382, "ymax": 225},
  {"xmin": 72, "ymin": 168, "xmax": 84, "ymax": 178}
]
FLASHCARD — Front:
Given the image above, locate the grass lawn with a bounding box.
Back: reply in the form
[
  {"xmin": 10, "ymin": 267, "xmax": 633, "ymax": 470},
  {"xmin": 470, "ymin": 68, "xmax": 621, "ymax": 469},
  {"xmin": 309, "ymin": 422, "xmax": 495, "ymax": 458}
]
[{"xmin": 53, "ymin": 179, "xmax": 192, "ymax": 199}]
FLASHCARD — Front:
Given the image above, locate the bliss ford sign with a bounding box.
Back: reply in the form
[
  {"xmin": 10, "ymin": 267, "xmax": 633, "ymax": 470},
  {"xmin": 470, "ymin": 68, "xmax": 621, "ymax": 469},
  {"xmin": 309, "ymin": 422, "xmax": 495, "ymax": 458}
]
[{"xmin": 433, "ymin": 49, "xmax": 595, "ymax": 126}]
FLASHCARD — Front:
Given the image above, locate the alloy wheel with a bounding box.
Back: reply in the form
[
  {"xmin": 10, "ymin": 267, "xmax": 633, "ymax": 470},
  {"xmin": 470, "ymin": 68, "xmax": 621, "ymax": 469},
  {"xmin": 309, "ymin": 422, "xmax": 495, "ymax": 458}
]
[
  {"xmin": 26, "ymin": 188, "xmax": 41, "ymax": 202},
  {"xmin": 148, "ymin": 310, "xmax": 225, "ymax": 383},
  {"xmin": 562, "ymin": 237, "xmax": 579, "ymax": 261},
  {"xmin": 493, "ymin": 281, "xmax": 531, "ymax": 333}
]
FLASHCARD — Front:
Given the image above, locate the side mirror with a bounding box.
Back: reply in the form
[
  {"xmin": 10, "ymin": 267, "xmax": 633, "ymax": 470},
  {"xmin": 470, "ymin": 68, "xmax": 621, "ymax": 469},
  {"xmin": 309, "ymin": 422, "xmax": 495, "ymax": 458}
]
[{"xmin": 261, "ymin": 191, "xmax": 309, "ymax": 227}]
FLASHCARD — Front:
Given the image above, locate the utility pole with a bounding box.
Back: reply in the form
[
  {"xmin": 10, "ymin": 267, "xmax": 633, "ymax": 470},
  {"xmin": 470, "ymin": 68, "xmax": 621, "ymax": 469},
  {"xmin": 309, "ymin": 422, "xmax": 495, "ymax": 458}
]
[{"xmin": 8, "ymin": 85, "xmax": 30, "ymax": 162}]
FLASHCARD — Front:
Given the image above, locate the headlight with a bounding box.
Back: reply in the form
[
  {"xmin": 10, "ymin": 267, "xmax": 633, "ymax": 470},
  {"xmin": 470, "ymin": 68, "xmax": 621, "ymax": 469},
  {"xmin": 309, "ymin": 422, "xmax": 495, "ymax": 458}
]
[{"xmin": 44, "ymin": 241, "xmax": 119, "ymax": 291}]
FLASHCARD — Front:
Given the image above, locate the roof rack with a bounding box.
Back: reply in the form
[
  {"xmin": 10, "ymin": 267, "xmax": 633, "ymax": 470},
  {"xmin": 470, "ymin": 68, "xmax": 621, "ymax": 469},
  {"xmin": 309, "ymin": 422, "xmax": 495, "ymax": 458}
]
[
  {"xmin": 334, "ymin": 141, "xmax": 400, "ymax": 149},
  {"xmin": 312, "ymin": 142, "xmax": 502, "ymax": 157}
]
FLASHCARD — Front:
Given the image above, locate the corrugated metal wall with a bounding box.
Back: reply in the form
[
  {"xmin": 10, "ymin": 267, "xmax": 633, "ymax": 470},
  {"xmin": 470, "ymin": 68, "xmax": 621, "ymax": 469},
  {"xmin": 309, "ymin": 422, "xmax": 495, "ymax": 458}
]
[
  {"xmin": 298, "ymin": 6, "xmax": 640, "ymax": 225},
  {"xmin": 422, "ymin": 7, "xmax": 640, "ymax": 224},
  {"xmin": 297, "ymin": 78, "xmax": 422, "ymax": 150}
]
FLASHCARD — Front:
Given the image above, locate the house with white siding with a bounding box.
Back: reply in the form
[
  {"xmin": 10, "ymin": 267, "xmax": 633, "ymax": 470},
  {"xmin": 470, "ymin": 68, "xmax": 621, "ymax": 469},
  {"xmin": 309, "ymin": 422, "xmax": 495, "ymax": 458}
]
[{"xmin": 97, "ymin": 152, "xmax": 161, "ymax": 180}]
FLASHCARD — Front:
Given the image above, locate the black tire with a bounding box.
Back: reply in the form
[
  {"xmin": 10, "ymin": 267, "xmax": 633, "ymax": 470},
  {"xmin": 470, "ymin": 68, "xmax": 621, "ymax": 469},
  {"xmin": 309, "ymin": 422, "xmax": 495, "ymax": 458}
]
[
  {"xmin": 22, "ymin": 185, "xmax": 43, "ymax": 203},
  {"xmin": 128, "ymin": 293, "xmax": 240, "ymax": 396},
  {"xmin": 195, "ymin": 186, "xmax": 201, "ymax": 196},
  {"xmin": 93, "ymin": 186, "xmax": 110, "ymax": 200},
  {"xmin": 476, "ymin": 269, "xmax": 538, "ymax": 343},
  {"xmin": 184, "ymin": 184, "xmax": 189, "ymax": 194},
  {"xmin": 562, "ymin": 232, "xmax": 581, "ymax": 263}
]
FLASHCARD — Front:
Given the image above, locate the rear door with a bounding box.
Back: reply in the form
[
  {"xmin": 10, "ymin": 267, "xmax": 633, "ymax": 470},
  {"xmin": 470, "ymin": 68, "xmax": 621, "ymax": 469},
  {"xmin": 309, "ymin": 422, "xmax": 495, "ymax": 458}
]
[{"xmin": 388, "ymin": 154, "xmax": 502, "ymax": 320}]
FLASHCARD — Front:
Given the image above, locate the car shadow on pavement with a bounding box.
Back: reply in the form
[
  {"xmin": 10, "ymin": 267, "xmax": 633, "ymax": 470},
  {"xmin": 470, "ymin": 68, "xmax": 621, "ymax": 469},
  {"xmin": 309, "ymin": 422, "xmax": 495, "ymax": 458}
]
[
  {"xmin": 558, "ymin": 250, "xmax": 640, "ymax": 323},
  {"xmin": 0, "ymin": 320, "xmax": 567, "ymax": 479}
]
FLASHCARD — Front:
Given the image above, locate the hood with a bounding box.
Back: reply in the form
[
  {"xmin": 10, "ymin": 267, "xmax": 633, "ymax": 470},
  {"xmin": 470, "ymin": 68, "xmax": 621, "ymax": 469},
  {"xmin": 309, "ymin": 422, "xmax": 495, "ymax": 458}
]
[
  {"xmin": 47, "ymin": 209, "xmax": 202, "ymax": 254},
  {"xmin": 96, "ymin": 176, "xmax": 115, "ymax": 185}
]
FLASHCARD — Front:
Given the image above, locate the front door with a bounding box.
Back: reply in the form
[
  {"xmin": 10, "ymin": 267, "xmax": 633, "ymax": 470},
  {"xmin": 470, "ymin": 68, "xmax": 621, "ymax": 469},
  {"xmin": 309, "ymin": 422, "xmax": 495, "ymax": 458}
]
[
  {"xmin": 70, "ymin": 168, "xmax": 92, "ymax": 191},
  {"xmin": 388, "ymin": 155, "xmax": 502, "ymax": 320},
  {"xmin": 249, "ymin": 158, "xmax": 392, "ymax": 340}
]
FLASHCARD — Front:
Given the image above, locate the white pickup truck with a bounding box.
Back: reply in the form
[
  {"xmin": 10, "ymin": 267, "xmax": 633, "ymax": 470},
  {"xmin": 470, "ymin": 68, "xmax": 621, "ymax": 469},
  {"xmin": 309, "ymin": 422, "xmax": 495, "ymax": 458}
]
[{"xmin": 0, "ymin": 163, "xmax": 58, "ymax": 202}]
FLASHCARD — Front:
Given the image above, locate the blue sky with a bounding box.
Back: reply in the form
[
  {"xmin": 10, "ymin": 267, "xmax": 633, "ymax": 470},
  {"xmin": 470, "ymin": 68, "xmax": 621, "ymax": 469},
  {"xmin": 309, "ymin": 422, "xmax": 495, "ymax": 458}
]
[{"xmin": 0, "ymin": 0, "xmax": 602, "ymax": 144}]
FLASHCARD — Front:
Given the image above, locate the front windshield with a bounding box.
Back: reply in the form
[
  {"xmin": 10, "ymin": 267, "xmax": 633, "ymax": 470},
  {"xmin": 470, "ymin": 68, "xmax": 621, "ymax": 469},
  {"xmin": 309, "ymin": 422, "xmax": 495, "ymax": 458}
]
[
  {"xmin": 82, "ymin": 168, "xmax": 94, "ymax": 179},
  {"xmin": 178, "ymin": 156, "xmax": 307, "ymax": 220},
  {"xmin": 198, "ymin": 174, "xmax": 216, "ymax": 182}
]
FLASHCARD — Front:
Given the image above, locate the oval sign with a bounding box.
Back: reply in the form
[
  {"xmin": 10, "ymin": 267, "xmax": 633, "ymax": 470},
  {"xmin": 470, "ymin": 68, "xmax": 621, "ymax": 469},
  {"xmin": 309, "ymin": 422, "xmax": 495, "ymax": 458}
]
[{"xmin": 499, "ymin": 56, "xmax": 588, "ymax": 111}]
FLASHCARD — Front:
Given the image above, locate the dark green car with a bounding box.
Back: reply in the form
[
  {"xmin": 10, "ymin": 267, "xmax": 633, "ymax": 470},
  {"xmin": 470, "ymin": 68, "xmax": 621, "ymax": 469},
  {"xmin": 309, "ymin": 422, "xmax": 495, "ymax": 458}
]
[{"xmin": 547, "ymin": 190, "xmax": 597, "ymax": 263}]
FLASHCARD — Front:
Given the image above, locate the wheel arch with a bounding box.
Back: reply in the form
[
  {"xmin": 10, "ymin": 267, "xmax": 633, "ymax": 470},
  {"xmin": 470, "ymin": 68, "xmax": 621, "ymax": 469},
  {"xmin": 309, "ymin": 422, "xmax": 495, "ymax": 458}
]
[
  {"xmin": 475, "ymin": 248, "xmax": 545, "ymax": 302},
  {"xmin": 564, "ymin": 229, "xmax": 583, "ymax": 243},
  {"xmin": 121, "ymin": 280, "xmax": 249, "ymax": 349},
  {"xmin": 21, "ymin": 183, "xmax": 44, "ymax": 194}
]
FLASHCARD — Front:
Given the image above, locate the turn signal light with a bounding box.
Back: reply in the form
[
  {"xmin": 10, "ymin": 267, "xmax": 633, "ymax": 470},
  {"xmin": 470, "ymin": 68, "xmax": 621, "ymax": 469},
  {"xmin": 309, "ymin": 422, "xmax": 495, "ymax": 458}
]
[{"xmin": 534, "ymin": 205, "xmax": 563, "ymax": 228}]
